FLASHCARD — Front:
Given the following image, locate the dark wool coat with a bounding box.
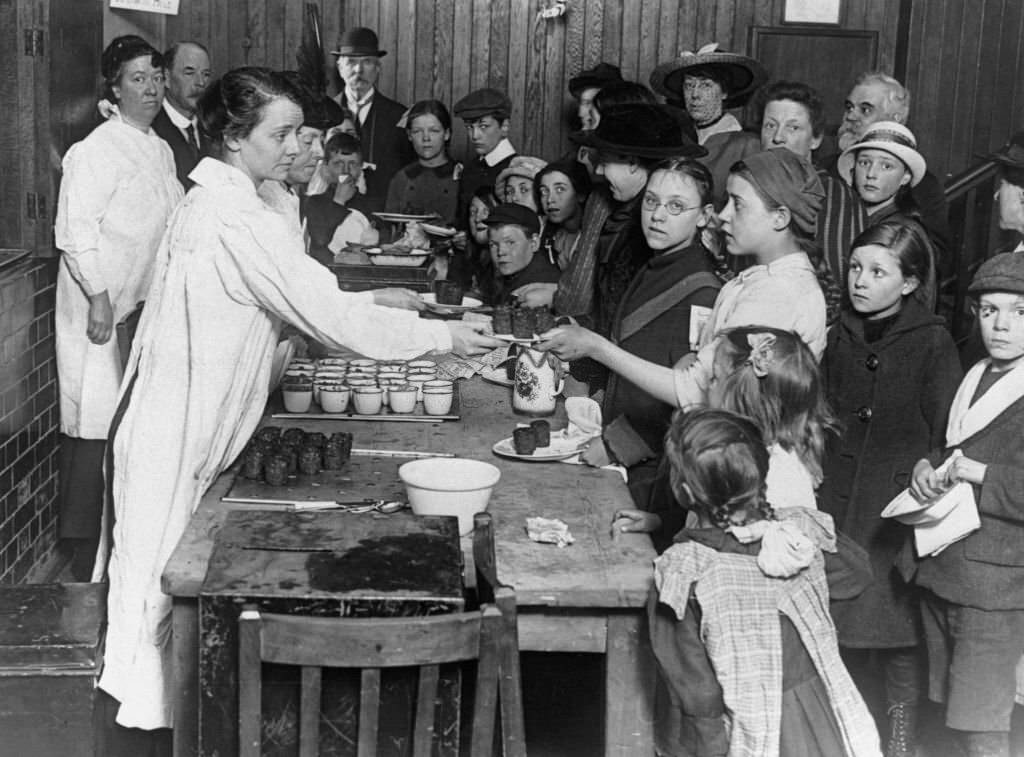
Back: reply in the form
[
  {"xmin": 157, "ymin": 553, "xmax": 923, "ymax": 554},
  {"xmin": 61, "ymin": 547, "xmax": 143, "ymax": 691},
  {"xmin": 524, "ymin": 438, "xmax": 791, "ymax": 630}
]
[
  {"xmin": 819, "ymin": 299, "xmax": 962, "ymax": 647},
  {"xmin": 336, "ymin": 90, "xmax": 414, "ymax": 213},
  {"xmin": 151, "ymin": 107, "xmax": 199, "ymax": 190},
  {"xmin": 900, "ymin": 390, "xmax": 1024, "ymax": 610}
]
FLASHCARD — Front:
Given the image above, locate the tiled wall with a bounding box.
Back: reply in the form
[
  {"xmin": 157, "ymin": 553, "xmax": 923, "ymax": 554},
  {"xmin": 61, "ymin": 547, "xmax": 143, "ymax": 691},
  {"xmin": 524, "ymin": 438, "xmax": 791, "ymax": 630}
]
[{"xmin": 0, "ymin": 258, "xmax": 60, "ymax": 583}]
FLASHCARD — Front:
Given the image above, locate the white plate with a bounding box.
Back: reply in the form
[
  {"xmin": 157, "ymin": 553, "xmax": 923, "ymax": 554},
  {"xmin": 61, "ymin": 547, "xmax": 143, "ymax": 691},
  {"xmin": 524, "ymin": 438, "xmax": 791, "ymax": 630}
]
[
  {"xmin": 480, "ymin": 366, "xmax": 514, "ymax": 387},
  {"xmin": 364, "ymin": 248, "xmax": 431, "ymax": 267},
  {"xmin": 491, "ymin": 332, "xmax": 540, "ymax": 345},
  {"xmin": 421, "ymin": 293, "xmax": 484, "ymax": 313},
  {"xmin": 372, "ymin": 212, "xmax": 439, "ymax": 223},
  {"xmin": 420, "ymin": 223, "xmax": 457, "ymax": 237},
  {"xmin": 492, "ymin": 432, "xmax": 585, "ymax": 462}
]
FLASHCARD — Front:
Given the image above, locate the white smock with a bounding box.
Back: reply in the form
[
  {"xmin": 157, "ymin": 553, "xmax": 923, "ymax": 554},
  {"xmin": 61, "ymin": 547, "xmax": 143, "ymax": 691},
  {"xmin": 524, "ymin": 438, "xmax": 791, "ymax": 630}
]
[
  {"xmin": 98, "ymin": 157, "xmax": 452, "ymax": 729},
  {"xmin": 54, "ymin": 118, "xmax": 183, "ymax": 438},
  {"xmin": 674, "ymin": 251, "xmax": 827, "ymax": 408}
]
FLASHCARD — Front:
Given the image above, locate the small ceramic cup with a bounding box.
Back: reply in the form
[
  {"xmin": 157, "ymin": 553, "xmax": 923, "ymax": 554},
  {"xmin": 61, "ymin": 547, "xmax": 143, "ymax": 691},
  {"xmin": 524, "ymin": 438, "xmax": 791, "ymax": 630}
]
[
  {"xmin": 281, "ymin": 381, "xmax": 313, "ymax": 413},
  {"xmin": 345, "ymin": 377, "xmax": 377, "ymax": 389},
  {"xmin": 379, "ymin": 361, "xmax": 407, "ymax": 373},
  {"xmin": 352, "ymin": 386, "xmax": 384, "ymax": 415},
  {"xmin": 377, "ymin": 370, "xmax": 406, "ymax": 383},
  {"xmin": 319, "ymin": 384, "xmax": 350, "ymax": 413},
  {"xmin": 423, "ymin": 379, "xmax": 453, "ymax": 392},
  {"xmin": 407, "ymin": 375, "xmax": 431, "ymax": 403},
  {"xmin": 349, "ymin": 358, "xmax": 378, "ymax": 372},
  {"xmin": 317, "ymin": 358, "xmax": 348, "ymax": 368},
  {"xmin": 408, "ymin": 359, "xmax": 436, "ymax": 371},
  {"xmin": 422, "ymin": 386, "xmax": 454, "ymax": 416},
  {"xmin": 388, "ymin": 385, "xmax": 418, "ymax": 414}
]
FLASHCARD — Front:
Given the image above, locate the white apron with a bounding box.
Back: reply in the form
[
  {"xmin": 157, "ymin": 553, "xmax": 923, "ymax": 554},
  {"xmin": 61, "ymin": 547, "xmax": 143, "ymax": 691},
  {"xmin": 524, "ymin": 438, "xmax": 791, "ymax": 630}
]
[
  {"xmin": 98, "ymin": 158, "xmax": 451, "ymax": 729},
  {"xmin": 54, "ymin": 119, "xmax": 183, "ymax": 439}
]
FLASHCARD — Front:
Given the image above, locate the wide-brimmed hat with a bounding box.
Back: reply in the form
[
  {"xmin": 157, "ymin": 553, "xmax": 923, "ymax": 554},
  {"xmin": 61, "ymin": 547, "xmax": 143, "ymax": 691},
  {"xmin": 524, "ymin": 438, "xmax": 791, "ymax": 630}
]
[
  {"xmin": 570, "ymin": 104, "xmax": 707, "ymax": 160},
  {"xmin": 837, "ymin": 121, "xmax": 926, "ymax": 187},
  {"xmin": 330, "ymin": 27, "xmax": 386, "ymax": 57},
  {"xmin": 495, "ymin": 156, "xmax": 549, "ymax": 201},
  {"xmin": 649, "ymin": 43, "xmax": 767, "ymax": 109},
  {"xmin": 569, "ymin": 62, "xmax": 624, "ymax": 99}
]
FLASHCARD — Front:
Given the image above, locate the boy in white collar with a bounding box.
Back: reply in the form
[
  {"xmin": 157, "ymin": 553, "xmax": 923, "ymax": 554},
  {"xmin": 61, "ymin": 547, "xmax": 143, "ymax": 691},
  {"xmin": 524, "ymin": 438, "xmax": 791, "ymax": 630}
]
[{"xmin": 903, "ymin": 252, "xmax": 1024, "ymax": 757}]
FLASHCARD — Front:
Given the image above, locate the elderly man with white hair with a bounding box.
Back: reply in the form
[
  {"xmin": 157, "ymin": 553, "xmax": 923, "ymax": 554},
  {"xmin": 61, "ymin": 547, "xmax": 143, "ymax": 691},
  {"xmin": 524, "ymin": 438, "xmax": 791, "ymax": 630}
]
[{"xmin": 832, "ymin": 71, "xmax": 950, "ymax": 292}]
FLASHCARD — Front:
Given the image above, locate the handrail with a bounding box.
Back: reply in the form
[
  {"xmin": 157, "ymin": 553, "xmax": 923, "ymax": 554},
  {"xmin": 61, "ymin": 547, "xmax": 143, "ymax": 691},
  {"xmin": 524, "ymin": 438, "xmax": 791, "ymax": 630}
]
[{"xmin": 942, "ymin": 154, "xmax": 1004, "ymax": 343}]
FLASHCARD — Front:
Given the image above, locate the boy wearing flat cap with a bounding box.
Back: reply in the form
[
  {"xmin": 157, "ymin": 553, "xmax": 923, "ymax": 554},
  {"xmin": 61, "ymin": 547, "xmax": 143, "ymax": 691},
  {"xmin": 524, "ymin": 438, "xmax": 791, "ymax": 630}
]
[
  {"xmin": 900, "ymin": 252, "xmax": 1024, "ymax": 757},
  {"xmin": 453, "ymin": 87, "xmax": 517, "ymax": 227},
  {"xmin": 483, "ymin": 203, "xmax": 560, "ymax": 305}
]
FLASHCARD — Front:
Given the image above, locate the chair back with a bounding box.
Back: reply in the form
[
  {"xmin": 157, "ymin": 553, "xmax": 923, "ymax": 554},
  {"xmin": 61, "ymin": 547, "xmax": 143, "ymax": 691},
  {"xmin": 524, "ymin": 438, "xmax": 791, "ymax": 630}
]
[{"xmin": 239, "ymin": 604, "xmax": 504, "ymax": 757}]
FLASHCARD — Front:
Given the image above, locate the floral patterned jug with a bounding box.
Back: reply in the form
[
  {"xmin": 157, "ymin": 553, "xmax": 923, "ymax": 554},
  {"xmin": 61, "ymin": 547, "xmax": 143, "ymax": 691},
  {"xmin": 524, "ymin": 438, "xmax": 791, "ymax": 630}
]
[{"xmin": 513, "ymin": 347, "xmax": 564, "ymax": 416}]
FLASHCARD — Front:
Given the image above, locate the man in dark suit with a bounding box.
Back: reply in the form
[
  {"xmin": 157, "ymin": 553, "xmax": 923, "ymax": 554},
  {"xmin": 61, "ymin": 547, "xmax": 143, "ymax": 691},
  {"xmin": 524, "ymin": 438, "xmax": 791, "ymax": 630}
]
[
  {"xmin": 330, "ymin": 27, "xmax": 412, "ymax": 214},
  {"xmin": 151, "ymin": 40, "xmax": 212, "ymax": 189}
]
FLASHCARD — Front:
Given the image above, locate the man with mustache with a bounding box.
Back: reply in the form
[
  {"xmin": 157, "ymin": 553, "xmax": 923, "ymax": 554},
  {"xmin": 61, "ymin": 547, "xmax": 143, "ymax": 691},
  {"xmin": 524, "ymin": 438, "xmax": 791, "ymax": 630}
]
[{"xmin": 151, "ymin": 40, "xmax": 212, "ymax": 189}]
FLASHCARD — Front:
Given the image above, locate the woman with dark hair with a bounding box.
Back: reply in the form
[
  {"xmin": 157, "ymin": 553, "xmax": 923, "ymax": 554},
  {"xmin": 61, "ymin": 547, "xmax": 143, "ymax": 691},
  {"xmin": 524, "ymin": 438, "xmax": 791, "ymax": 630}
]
[
  {"xmin": 97, "ymin": 67, "xmax": 499, "ymax": 731},
  {"xmin": 54, "ymin": 34, "xmax": 183, "ymax": 580},
  {"xmin": 385, "ymin": 99, "xmax": 460, "ymax": 222}
]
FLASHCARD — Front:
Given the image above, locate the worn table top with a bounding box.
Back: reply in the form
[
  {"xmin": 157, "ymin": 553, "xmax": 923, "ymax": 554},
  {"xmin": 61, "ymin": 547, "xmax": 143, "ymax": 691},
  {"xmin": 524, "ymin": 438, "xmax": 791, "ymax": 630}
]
[{"xmin": 162, "ymin": 375, "xmax": 656, "ymax": 609}]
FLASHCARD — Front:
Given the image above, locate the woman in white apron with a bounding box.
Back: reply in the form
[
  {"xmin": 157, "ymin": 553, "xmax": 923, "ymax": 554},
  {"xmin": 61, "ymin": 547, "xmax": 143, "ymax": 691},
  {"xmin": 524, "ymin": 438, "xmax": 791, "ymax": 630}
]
[
  {"xmin": 98, "ymin": 66, "xmax": 498, "ymax": 733},
  {"xmin": 54, "ymin": 35, "xmax": 183, "ymax": 580}
]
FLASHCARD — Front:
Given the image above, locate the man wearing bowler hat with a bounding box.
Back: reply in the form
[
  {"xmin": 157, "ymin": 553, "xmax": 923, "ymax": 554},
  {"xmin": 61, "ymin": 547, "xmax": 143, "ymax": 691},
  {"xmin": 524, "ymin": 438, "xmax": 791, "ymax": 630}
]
[{"xmin": 331, "ymin": 27, "xmax": 413, "ymax": 213}]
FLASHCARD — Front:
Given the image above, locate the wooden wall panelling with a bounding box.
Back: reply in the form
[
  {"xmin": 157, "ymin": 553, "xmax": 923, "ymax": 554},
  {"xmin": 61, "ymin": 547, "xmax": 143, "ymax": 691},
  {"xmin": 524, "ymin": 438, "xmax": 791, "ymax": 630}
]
[
  {"xmin": 469, "ymin": 0, "xmax": 491, "ymax": 92},
  {"xmin": 600, "ymin": 0, "xmax": 622, "ymax": 72},
  {"xmin": 618, "ymin": 0, "xmax": 642, "ymax": 81},
  {"xmin": 948, "ymin": 0, "xmax": 985, "ymax": 177},
  {"xmin": 392, "ymin": 0, "xmax": 416, "ymax": 107},
  {"xmin": 543, "ymin": 4, "xmax": 568, "ymax": 159},
  {"xmin": 414, "ymin": 0, "xmax": 436, "ymax": 101},
  {"xmin": 0, "ymin": 0, "xmax": 24, "ymax": 249},
  {"xmin": 505, "ymin": 0, "xmax": 528, "ymax": 151},
  {"xmin": 581, "ymin": 0, "xmax": 603, "ymax": 68},
  {"xmin": 526, "ymin": 2, "xmax": 549, "ymax": 158},
  {"xmin": 434, "ymin": 0, "xmax": 455, "ymax": 110},
  {"xmin": 992, "ymin": 0, "xmax": 1024, "ymax": 154},
  {"xmin": 375, "ymin": 0, "xmax": 398, "ymax": 100},
  {"xmin": 656, "ymin": 0, "xmax": 680, "ymax": 65},
  {"xmin": 969, "ymin": 0, "xmax": 1003, "ymax": 161}
]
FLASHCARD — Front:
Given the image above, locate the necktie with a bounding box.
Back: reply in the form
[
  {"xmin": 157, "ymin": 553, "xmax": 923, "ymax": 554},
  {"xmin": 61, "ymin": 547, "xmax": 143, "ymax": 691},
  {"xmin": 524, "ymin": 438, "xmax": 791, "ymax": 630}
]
[{"xmin": 185, "ymin": 123, "xmax": 199, "ymax": 157}]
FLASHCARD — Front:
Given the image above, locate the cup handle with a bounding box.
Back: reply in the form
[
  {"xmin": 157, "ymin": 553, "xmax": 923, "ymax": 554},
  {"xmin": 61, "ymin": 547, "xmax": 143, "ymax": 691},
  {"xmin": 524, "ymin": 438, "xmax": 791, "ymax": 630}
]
[{"xmin": 552, "ymin": 377, "xmax": 565, "ymax": 397}]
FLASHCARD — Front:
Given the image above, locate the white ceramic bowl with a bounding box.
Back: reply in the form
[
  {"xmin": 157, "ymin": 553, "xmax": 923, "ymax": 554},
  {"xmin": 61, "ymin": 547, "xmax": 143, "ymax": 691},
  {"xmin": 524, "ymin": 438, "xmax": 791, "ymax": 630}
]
[{"xmin": 398, "ymin": 458, "xmax": 501, "ymax": 536}]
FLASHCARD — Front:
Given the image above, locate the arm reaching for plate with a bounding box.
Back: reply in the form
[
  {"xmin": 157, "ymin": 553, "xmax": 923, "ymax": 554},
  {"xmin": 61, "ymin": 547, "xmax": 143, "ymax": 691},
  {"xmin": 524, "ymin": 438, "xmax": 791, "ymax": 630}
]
[
  {"xmin": 538, "ymin": 325, "xmax": 678, "ymax": 406},
  {"xmin": 448, "ymin": 321, "xmax": 504, "ymax": 356}
]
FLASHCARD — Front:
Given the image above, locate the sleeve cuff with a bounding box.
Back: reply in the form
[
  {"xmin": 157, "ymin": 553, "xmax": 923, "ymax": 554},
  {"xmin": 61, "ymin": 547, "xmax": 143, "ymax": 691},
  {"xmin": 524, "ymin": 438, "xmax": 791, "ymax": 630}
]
[{"xmin": 62, "ymin": 249, "xmax": 108, "ymax": 296}]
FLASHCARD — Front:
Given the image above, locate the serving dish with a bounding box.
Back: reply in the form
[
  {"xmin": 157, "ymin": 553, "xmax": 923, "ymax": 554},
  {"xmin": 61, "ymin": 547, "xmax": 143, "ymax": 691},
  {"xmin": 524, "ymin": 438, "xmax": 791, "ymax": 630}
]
[
  {"xmin": 420, "ymin": 293, "xmax": 484, "ymax": 314},
  {"xmin": 363, "ymin": 246, "xmax": 431, "ymax": 267},
  {"xmin": 480, "ymin": 366, "xmax": 514, "ymax": 388},
  {"xmin": 372, "ymin": 212, "xmax": 439, "ymax": 224},
  {"xmin": 491, "ymin": 431, "xmax": 585, "ymax": 462}
]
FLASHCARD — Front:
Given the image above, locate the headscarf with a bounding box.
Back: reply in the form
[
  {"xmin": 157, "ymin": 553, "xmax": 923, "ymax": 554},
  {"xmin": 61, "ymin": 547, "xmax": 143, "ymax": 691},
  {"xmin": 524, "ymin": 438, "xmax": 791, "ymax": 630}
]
[{"xmin": 738, "ymin": 149, "xmax": 824, "ymax": 237}]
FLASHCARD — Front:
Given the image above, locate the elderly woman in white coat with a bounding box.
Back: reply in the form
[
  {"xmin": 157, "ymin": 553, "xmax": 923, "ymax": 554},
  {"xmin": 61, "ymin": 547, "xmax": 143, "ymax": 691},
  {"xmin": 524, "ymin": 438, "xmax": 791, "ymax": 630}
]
[
  {"xmin": 54, "ymin": 35, "xmax": 183, "ymax": 580},
  {"xmin": 97, "ymin": 67, "xmax": 499, "ymax": 732}
]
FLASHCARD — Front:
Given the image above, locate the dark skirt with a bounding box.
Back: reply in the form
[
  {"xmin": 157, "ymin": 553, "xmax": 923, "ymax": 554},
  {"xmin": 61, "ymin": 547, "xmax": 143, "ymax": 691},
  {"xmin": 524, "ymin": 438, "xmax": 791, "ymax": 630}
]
[{"xmin": 58, "ymin": 435, "xmax": 105, "ymax": 540}]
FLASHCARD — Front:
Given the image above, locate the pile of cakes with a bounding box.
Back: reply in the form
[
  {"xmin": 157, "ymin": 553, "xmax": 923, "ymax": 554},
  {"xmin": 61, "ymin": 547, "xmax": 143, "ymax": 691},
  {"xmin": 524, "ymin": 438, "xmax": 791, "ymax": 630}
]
[
  {"xmin": 241, "ymin": 427, "xmax": 353, "ymax": 485},
  {"xmin": 280, "ymin": 357, "xmax": 454, "ymax": 415},
  {"xmin": 492, "ymin": 305, "xmax": 556, "ymax": 339},
  {"xmin": 512, "ymin": 420, "xmax": 550, "ymax": 455}
]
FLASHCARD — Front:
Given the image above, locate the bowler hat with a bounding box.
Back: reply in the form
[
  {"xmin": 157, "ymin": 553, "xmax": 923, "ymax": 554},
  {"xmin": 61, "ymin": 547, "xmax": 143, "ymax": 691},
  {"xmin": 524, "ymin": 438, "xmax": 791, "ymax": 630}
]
[
  {"xmin": 837, "ymin": 121, "xmax": 927, "ymax": 188},
  {"xmin": 570, "ymin": 104, "xmax": 707, "ymax": 160},
  {"xmin": 483, "ymin": 203, "xmax": 541, "ymax": 236},
  {"xmin": 990, "ymin": 131, "xmax": 1024, "ymax": 170},
  {"xmin": 453, "ymin": 88, "xmax": 512, "ymax": 121},
  {"xmin": 649, "ymin": 42, "xmax": 767, "ymax": 109},
  {"xmin": 331, "ymin": 27, "xmax": 386, "ymax": 57},
  {"xmin": 968, "ymin": 252, "xmax": 1024, "ymax": 296},
  {"xmin": 569, "ymin": 62, "xmax": 624, "ymax": 98}
]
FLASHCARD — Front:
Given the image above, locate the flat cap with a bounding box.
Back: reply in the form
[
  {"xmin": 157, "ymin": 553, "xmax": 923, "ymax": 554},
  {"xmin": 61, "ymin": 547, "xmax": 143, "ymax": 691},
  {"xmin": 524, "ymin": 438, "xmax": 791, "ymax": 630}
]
[
  {"xmin": 483, "ymin": 202, "xmax": 540, "ymax": 236},
  {"xmin": 453, "ymin": 88, "xmax": 512, "ymax": 120},
  {"xmin": 968, "ymin": 251, "xmax": 1024, "ymax": 295}
]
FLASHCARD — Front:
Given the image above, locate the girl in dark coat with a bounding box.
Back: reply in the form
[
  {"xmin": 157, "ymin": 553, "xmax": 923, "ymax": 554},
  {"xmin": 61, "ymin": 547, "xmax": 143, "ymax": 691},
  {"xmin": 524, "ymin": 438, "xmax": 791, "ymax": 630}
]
[{"xmin": 819, "ymin": 219, "xmax": 963, "ymax": 757}]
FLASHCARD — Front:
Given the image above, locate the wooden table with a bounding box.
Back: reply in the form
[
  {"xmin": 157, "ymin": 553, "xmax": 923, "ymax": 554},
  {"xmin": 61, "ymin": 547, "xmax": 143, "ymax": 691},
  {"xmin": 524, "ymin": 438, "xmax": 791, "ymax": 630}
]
[{"xmin": 162, "ymin": 376, "xmax": 657, "ymax": 757}]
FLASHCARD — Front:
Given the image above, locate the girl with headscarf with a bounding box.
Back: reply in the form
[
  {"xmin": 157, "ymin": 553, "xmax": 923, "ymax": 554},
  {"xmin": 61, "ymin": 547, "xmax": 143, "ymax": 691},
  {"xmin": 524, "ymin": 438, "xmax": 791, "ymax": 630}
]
[
  {"xmin": 541, "ymin": 148, "xmax": 828, "ymax": 411},
  {"xmin": 54, "ymin": 35, "xmax": 183, "ymax": 580}
]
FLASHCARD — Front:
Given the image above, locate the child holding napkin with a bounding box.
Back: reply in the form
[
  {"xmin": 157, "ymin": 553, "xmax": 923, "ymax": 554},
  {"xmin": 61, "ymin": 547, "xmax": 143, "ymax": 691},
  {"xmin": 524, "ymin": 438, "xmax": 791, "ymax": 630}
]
[{"xmin": 899, "ymin": 252, "xmax": 1024, "ymax": 757}]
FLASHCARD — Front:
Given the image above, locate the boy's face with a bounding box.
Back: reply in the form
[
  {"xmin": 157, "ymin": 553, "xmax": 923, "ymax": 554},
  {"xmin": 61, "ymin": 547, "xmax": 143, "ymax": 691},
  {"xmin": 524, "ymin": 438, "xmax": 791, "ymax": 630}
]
[
  {"xmin": 464, "ymin": 115, "xmax": 509, "ymax": 156},
  {"xmin": 488, "ymin": 224, "xmax": 538, "ymax": 276},
  {"xmin": 977, "ymin": 291, "xmax": 1024, "ymax": 371},
  {"xmin": 325, "ymin": 150, "xmax": 363, "ymax": 186}
]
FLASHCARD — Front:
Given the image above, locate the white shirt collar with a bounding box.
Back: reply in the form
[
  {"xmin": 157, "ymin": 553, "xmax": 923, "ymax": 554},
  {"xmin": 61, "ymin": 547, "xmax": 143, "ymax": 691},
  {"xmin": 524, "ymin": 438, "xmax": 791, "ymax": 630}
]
[
  {"xmin": 736, "ymin": 251, "xmax": 814, "ymax": 281},
  {"xmin": 482, "ymin": 138, "xmax": 516, "ymax": 167},
  {"xmin": 162, "ymin": 99, "xmax": 196, "ymax": 131},
  {"xmin": 696, "ymin": 113, "xmax": 742, "ymax": 145},
  {"xmin": 346, "ymin": 86, "xmax": 376, "ymax": 110}
]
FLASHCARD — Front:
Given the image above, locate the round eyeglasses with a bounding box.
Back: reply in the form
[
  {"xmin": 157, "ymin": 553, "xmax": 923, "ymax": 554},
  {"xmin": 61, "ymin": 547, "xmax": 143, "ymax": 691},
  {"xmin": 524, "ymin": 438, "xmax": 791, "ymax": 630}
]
[{"xmin": 641, "ymin": 195, "xmax": 702, "ymax": 215}]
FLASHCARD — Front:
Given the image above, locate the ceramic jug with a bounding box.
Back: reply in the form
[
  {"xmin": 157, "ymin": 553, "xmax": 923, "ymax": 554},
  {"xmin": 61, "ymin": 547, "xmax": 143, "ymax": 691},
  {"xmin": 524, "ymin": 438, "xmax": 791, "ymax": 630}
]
[{"xmin": 513, "ymin": 347, "xmax": 564, "ymax": 416}]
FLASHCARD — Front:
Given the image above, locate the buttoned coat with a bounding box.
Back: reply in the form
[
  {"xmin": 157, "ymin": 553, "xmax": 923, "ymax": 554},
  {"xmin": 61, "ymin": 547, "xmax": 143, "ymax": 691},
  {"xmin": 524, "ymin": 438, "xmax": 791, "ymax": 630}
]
[
  {"xmin": 151, "ymin": 106, "xmax": 200, "ymax": 190},
  {"xmin": 337, "ymin": 90, "xmax": 413, "ymax": 213},
  {"xmin": 819, "ymin": 299, "xmax": 962, "ymax": 647}
]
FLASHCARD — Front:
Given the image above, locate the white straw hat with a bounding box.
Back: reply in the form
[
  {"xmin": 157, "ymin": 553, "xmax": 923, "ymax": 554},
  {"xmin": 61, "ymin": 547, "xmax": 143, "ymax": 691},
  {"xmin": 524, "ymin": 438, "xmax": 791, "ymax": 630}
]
[{"xmin": 837, "ymin": 121, "xmax": 926, "ymax": 187}]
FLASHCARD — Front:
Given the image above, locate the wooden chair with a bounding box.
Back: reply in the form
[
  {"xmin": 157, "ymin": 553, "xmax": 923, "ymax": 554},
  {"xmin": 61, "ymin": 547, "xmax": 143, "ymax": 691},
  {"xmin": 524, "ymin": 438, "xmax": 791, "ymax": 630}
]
[
  {"xmin": 237, "ymin": 513, "xmax": 525, "ymax": 757},
  {"xmin": 472, "ymin": 513, "xmax": 526, "ymax": 757}
]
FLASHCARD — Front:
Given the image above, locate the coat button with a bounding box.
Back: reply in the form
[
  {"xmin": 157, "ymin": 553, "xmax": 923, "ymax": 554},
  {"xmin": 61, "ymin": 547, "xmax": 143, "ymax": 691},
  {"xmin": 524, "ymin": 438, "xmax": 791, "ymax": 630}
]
[
  {"xmin": 865, "ymin": 354, "xmax": 880, "ymax": 370},
  {"xmin": 856, "ymin": 406, "xmax": 873, "ymax": 422}
]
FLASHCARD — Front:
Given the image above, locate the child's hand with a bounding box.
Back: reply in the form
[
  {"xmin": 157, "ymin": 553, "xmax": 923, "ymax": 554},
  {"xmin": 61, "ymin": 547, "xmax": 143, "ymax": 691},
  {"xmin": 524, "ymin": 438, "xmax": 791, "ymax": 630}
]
[
  {"xmin": 910, "ymin": 458, "xmax": 945, "ymax": 501},
  {"xmin": 611, "ymin": 509, "xmax": 662, "ymax": 535},
  {"xmin": 944, "ymin": 455, "xmax": 987, "ymax": 486}
]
